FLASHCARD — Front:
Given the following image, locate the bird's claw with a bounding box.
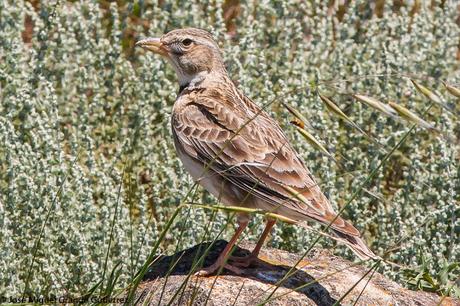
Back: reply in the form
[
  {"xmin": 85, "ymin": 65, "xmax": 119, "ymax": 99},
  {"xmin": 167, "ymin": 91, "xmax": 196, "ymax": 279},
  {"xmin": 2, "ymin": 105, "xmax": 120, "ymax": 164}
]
[{"xmin": 194, "ymin": 262, "xmax": 244, "ymax": 276}]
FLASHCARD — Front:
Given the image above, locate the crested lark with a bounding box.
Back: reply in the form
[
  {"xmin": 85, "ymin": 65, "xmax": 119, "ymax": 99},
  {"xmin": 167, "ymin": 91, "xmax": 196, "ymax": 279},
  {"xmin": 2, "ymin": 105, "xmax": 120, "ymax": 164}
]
[{"xmin": 137, "ymin": 28, "xmax": 377, "ymax": 276}]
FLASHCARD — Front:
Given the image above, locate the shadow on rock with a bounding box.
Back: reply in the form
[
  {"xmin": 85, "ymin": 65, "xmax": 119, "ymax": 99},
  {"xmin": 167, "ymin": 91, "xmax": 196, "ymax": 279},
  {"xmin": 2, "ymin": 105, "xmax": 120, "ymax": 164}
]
[{"xmin": 143, "ymin": 240, "xmax": 337, "ymax": 306}]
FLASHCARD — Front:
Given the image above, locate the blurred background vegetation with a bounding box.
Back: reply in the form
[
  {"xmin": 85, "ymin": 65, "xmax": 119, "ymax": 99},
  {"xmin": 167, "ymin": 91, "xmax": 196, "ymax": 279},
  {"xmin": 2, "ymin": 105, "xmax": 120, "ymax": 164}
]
[{"xmin": 0, "ymin": 0, "xmax": 459, "ymax": 299}]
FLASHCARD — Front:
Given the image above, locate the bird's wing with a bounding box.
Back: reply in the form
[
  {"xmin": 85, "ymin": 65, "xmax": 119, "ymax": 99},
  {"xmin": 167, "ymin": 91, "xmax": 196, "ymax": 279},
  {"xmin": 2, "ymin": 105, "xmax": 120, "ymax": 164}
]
[{"xmin": 172, "ymin": 89, "xmax": 360, "ymax": 237}]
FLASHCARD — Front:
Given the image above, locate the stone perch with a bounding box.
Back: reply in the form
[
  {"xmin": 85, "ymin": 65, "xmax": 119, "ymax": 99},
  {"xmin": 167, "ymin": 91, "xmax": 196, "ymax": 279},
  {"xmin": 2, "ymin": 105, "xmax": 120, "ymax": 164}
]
[{"xmin": 135, "ymin": 240, "xmax": 457, "ymax": 305}]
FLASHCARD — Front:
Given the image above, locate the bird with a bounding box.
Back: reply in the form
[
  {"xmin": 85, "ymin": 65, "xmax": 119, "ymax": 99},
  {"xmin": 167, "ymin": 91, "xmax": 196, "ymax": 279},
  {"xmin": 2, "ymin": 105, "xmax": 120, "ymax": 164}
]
[{"xmin": 136, "ymin": 28, "xmax": 377, "ymax": 276}]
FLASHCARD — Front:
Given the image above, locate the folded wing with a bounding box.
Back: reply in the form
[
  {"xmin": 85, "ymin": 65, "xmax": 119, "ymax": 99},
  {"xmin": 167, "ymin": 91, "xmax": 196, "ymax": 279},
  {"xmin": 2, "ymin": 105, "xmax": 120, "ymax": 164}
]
[{"xmin": 172, "ymin": 88, "xmax": 361, "ymax": 238}]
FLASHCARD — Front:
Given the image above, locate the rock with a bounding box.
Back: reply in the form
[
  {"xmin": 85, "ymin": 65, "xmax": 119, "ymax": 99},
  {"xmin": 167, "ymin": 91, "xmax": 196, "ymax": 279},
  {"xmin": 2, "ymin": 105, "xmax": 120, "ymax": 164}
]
[{"xmin": 135, "ymin": 240, "xmax": 457, "ymax": 306}]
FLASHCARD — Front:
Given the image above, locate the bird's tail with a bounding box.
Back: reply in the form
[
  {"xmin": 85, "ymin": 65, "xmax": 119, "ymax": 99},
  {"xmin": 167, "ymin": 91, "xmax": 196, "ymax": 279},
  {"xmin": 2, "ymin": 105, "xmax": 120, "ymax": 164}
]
[
  {"xmin": 331, "ymin": 229, "xmax": 379, "ymax": 260},
  {"xmin": 296, "ymin": 221, "xmax": 379, "ymax": 260}
]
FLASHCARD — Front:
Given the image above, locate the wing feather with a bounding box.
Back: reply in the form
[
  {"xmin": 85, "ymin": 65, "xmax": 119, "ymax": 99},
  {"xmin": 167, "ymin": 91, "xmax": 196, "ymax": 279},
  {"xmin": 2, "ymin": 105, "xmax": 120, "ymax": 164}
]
[{"xmin": 172, "ymin": 90, "xmax": 360, "ymax": 237}]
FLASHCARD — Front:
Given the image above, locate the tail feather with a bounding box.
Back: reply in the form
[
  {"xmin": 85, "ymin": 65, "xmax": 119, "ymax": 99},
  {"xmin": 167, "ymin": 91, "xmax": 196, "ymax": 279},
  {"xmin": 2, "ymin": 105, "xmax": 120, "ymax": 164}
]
[
  {"xmin": 296, "ymin": 221, "xmax": 379, "ymax": 260},
  {"xmin": 331, "ymin": 230, "xmax": 379, "ymax": 260}
]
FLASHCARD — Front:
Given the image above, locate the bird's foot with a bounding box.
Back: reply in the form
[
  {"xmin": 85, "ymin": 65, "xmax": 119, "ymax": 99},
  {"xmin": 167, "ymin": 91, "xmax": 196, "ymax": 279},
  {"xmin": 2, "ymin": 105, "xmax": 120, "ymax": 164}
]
[
  {"xmin": 194, "ymin": 261, "xmax": 244, "ymax": 277},
  {"xmin": 229, "ymin": 254, "xmax": 259, "ymax": 268}
]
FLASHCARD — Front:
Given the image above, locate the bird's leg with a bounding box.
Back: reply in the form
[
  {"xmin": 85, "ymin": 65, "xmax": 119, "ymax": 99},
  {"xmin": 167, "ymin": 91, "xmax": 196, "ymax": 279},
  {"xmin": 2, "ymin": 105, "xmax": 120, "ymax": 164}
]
[
  {"xmin": 230, "ymin": 218, "xmax": 276, "ymax": 267},
  {"xmin": 194, "ymin": 214, "xmax": 249, "ymax": 277}
]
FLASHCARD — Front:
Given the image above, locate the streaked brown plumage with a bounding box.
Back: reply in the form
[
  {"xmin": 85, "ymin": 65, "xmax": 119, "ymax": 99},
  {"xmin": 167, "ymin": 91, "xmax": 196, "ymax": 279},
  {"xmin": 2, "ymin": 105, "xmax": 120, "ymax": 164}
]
[{"xmin": 137, "ymin": 28, "xmax": 377, "ymax": 276}]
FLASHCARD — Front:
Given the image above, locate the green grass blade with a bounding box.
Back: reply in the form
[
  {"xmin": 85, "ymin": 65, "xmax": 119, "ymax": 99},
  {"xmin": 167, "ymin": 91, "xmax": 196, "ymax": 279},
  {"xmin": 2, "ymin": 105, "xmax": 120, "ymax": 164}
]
[
  {"xmin": 231, "ymin": 281, "xmax": 246, "ymax": 306},
  {"xmin": 157, "ymin": 251, "xmax": 186, "ymax": 304},
  {"xmin": 103, "ymin": 261, "xmax": 124, "ymax": 297},
  {"xmin": 100, "ymin": 167, "xmax": 125, "ymax": 296},
  {"xmin": 125, "ymin": 205, "xmax": 184, "ymax": 304},
  {"xmin": 187, "ymin": 203, "xmax": 297, "ymax": 224},
  {"xmin": 79, "ymin": 280, "xmax": 103, "ymax": 302},
  {"xmin": 176, "ymin": 210, "xmax": 220, "ymax": 305},
  {"xmin": 352, "ymin": 262, "xmax": 380, "ymax": 305},
  {"xmin": 333, "ymin": 260, "xmax": 381, "ymax": 306},
  {"xmin": 22, "ymin": 151, "xmax": 81, "ymax": 298},
  {"xmin": 165, "ymin": 219, "xmax": 231, "ymax": 306}
]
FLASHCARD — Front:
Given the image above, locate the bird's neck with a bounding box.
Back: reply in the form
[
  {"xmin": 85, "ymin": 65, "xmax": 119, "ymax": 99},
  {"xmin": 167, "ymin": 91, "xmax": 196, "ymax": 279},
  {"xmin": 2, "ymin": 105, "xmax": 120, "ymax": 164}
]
[
  {"xmin": 177, "ymin": 70, "xmax": 209, "ymax": 88},
  {"xmin": 178, "ymin": 68, "xmax": 229, "ymax": 93}
]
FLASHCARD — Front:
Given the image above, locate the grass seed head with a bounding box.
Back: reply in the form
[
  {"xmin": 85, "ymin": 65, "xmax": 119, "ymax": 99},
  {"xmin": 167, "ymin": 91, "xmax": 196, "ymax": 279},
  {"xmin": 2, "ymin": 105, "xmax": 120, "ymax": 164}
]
[
  {"xmin": 353, "ymin": 94, "xmax": 398, "ymax": 118},
  {"xmin": 442, "ymin": 81, "xmax": 460, "ymax": 98},
  {"xmin": 294, "ymin": 125, "xmax": 333, "ymax": 159},
  {"xmin": 388, "ymin": 101, "xmax": 437, "ymax": 131},
  {"xmin": 410, "ymin": 79, "xmax": 455, "ymax": 113}
]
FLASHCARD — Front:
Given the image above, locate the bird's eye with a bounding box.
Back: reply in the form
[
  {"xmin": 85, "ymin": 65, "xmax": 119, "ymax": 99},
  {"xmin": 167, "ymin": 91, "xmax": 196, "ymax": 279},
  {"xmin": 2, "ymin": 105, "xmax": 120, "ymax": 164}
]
[{"xmin": 182, "ymin": 39, "xmax": 193, "ymax": 46}]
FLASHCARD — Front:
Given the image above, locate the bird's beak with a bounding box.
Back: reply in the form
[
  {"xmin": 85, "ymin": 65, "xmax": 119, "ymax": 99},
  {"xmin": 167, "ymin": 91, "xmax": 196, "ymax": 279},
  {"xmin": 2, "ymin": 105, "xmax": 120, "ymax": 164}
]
[{"xmin": 136, "ymin": 37, "xmax": 168, "ymax": 57}]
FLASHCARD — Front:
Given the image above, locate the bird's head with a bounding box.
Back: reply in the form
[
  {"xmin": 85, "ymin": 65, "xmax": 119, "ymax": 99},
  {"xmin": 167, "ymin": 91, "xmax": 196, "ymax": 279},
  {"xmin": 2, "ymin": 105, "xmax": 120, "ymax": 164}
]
[{"xmin": 136, "ymin": 28, "xmax": 225, "ymax": 87}]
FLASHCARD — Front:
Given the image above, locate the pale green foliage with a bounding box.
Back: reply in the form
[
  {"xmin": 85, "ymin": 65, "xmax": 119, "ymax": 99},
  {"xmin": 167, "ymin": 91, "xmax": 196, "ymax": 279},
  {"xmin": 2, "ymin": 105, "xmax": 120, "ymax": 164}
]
[{"xmin": 0, "ymin": 0, "xmax": 458, "ymax": 297}]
